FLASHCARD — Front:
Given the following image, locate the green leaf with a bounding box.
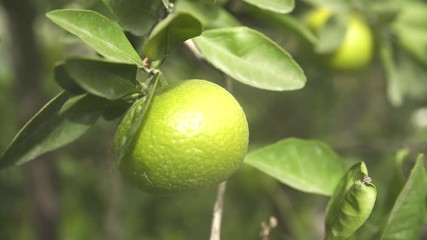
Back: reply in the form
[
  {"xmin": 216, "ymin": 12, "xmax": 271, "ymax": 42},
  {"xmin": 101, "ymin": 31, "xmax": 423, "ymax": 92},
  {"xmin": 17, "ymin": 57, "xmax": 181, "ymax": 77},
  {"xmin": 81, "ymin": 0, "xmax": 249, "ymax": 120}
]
[
  {"xmin": 379, "ymin": 155, "xmax": 426, "ymax": 240},
  {"xmin": 315, "ymin": 10, "xmax": 348, "ymax": 54},
  {"xmin": 327, "ymin": 181, "xmax": 377, "ymax": 240},
  {"xmin": 143, "ymin": 13, "xmax": 202, "ymax": 60},
  {"xmin": 325, "ymin": 162, "xmax": 369, "ymax": 229},
  {"xmin": 102, "ymin": 100, "xmax": 131, "ymax": 121},
  {"xmin": 175, "ymin": 0, "xmax": 240, "ymax": 29},
  {"xmin": 0, "ymin": 92, "xmax": 105, "ymax": 169},
  {"xmin": 382, "ymin": 149, "xmax": 410, "ymax": 214},
  {"xmin": 54, "ymin": 62, "xmax": 84, "ymax": 94},
  {"xmin": 393, "ymin": 2, "xmax": 427, "ymax": 65},
  {"xmin": 114, "ymin": 73, "xmax": 159, "ymax": 165},
  {"xmin": 244, "ymin": 138, "xmax": 347, "ymax": 196},
  {"xmin": 241, "ymin": 0, "xmax": 294, "ymax": 14},
  {"xmin": 325, "ymin": 162, "xmax": 376, "ymax": 240},
  {"xmin": 65, "ymin": 57, "xmax": 139, "ymax": 100},
  {"xmin": 59, "ymin": 93, "xmax": 109, "ymax": 115},
  {"xmin": 193, "ymin": 27, "xmax": 306, "ymax": 91},
  {"xmin": 102, "ymin": 0, "xmax": 162, "ymax": 36},
  {"xmin": 46, "ymin": 9, "xmax": 143, "ymax": 66}
]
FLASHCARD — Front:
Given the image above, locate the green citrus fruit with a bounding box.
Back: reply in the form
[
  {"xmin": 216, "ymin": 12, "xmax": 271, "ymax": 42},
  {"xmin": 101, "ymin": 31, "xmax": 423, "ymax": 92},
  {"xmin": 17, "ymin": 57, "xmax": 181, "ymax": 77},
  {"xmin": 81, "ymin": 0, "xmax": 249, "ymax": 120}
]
[
  {"xmin": 116, "ymin": 79, "xmax": 249, "ymax": 194},
  {"xmin": 305, "ymin": 8, "xmax": 374, "ymax": 71}
]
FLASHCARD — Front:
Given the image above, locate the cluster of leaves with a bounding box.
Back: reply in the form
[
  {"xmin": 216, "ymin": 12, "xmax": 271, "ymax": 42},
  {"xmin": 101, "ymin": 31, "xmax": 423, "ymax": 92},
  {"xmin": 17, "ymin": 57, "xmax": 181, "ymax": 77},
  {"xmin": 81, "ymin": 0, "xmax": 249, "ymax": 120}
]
[
  {"xmin": 245, "ymin": 139, "xmax": 426, "ymax": 239},
  {"xmin": 0, "ymin": 0, "xmax": 306, "ymax": 169},
  {"xmin": 0, "ymin": 0, "xmax": 426, "ymax": 239}
]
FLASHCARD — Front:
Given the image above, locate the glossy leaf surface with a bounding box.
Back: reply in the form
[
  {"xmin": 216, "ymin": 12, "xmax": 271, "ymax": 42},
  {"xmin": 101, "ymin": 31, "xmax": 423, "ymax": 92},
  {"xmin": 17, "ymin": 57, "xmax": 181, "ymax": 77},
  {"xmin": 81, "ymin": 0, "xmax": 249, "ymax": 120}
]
[
  {"xmin": 194, "ymin": 27, "xmax": 306, "ymax": 91},
  {"xmin": 244, "ymin": 138, "xmax": 347, "ymax": 195},
  {"xmin": 46, "ymin": 9, "xmax": 143, "ymax": 66}
]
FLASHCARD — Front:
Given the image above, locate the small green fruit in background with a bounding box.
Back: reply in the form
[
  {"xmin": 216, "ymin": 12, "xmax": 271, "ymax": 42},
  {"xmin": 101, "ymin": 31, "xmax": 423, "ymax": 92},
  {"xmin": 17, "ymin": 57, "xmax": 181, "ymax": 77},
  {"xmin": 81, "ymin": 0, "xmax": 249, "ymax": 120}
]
[
  {"xmin": 115, "ymin": 79, "xmax": 249, "ymax": 194},
  {"xmin": 305, "ymin": 8, "xmax": 374, "ymax": 71}
]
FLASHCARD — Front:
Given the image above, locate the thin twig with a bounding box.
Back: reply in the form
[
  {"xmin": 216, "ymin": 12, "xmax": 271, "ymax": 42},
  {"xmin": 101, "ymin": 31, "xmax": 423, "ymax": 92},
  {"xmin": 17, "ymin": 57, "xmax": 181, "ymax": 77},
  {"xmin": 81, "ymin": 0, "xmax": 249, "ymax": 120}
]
[
  {"xmin": 209, "ymin": 181, "xmax": 227, "ymax": 240},
  {"xmin": 210, "ymin": 59, "xmax": 235, "ymax": 240},
  {"xmin": 184, "ymin": 39, "xmax": 203, "ymax": 60}
]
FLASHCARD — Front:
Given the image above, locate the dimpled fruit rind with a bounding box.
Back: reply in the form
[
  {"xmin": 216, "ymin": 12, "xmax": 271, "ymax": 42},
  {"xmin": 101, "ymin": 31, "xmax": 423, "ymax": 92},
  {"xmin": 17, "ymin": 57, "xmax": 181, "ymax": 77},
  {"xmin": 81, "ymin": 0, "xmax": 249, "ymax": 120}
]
[{"xmin": 116, "ymin": 79, "xmax": 249, "ymax": 194}]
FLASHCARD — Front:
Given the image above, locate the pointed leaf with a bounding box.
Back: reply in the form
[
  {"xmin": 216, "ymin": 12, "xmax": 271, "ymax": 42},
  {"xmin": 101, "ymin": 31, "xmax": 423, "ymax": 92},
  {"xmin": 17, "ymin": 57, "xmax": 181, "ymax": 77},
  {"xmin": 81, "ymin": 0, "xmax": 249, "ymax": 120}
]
[
  {"xmin": 143, "ymin": 13, "xmax": 202, "ymax": 60},
  {"xmin": 102, "ymin": 0, "xmax": 162, "ymax": 36},
  {"xmin": 54, "ymin": 62, "xmax": 84, "ymax": 94},
  {"xmin": 194, "ymin": 27, "xmax": 306, "ymax": 91},
  {"xmin": 244, "ymin": 138, "xmax": 347, "ymax": 196},
  {"xmin": 46, "ymin": 9, "xmax": 143, "ymax": 66},
  {"xmin": 175, "ymin": 0, "xmax": 240, "ymax": 29},
  {"xmin": 65, "ymin": 57, "xmax": 139, "ymax": 100},
  {"xmin": 0, "ymin": 93, "xmax": 106, "ymax": 169},
  {"xmin": 380, "ymin": 155, "xmax": 426, "ymax": 240},
  {"xmin": 242, "ymin": 0, "xmax": 294, "ymax": 14}
]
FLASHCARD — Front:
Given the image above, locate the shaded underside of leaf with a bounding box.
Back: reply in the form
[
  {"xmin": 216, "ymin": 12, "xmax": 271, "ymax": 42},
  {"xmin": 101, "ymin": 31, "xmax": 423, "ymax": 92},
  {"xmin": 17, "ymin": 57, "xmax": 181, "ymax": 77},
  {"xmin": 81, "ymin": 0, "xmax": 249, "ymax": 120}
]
[
  {"xmin": 102, "ymin": 0, "xmax": 162, "ymax": 36},
  {"xmin": 46, "ymin": 9, "xmax": 143, "ymax": 66},
  {"xmin": 65, "ymin": 57, "xmax": 139, "ymax": 100},
  {"xmin": 194, "ymin": 27, "xmax": 306, "ymax": 91},
  {"xmin": 244, "ymin": 138, "xmax": 347, "ymax": 196},
  {"xmin": 143, "ymin": 13, "xmax": 202, "ymax": 60},
  {"xmin": 54, "ymin": 62, "xmax": 84, "ymax": 94}
]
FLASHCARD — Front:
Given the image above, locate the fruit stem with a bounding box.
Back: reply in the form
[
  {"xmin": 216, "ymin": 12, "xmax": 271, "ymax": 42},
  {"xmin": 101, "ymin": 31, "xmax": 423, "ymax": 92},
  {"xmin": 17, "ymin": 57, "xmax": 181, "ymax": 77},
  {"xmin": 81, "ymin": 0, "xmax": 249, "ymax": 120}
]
[{"xmin": 209, "ymin": 181, "xmax": 227, "ymax": 240}]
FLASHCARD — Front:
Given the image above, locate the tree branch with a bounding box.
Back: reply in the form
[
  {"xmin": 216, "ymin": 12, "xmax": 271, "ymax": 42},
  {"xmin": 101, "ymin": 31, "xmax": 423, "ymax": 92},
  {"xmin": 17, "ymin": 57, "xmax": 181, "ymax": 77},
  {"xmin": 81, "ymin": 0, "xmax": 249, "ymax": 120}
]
[{"xmin": 210, "ymin": 181, "xmax": 227, "ymax": 240}]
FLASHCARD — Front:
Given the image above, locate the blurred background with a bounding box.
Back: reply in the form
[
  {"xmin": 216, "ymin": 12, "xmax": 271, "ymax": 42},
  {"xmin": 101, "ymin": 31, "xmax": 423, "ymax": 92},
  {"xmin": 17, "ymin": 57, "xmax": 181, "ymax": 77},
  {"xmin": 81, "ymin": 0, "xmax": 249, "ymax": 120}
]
[{"xmin": 0, "ymin": 0, "xmax": 426, "ymax": 239}]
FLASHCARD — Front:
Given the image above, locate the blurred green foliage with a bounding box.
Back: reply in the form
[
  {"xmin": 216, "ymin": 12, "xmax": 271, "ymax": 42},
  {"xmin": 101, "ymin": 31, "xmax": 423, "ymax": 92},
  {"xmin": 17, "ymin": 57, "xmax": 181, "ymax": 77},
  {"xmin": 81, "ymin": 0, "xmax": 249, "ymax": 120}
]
[{"xmin": 0, "ymin": 0, "xmax": 426, "ymax": 239}]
